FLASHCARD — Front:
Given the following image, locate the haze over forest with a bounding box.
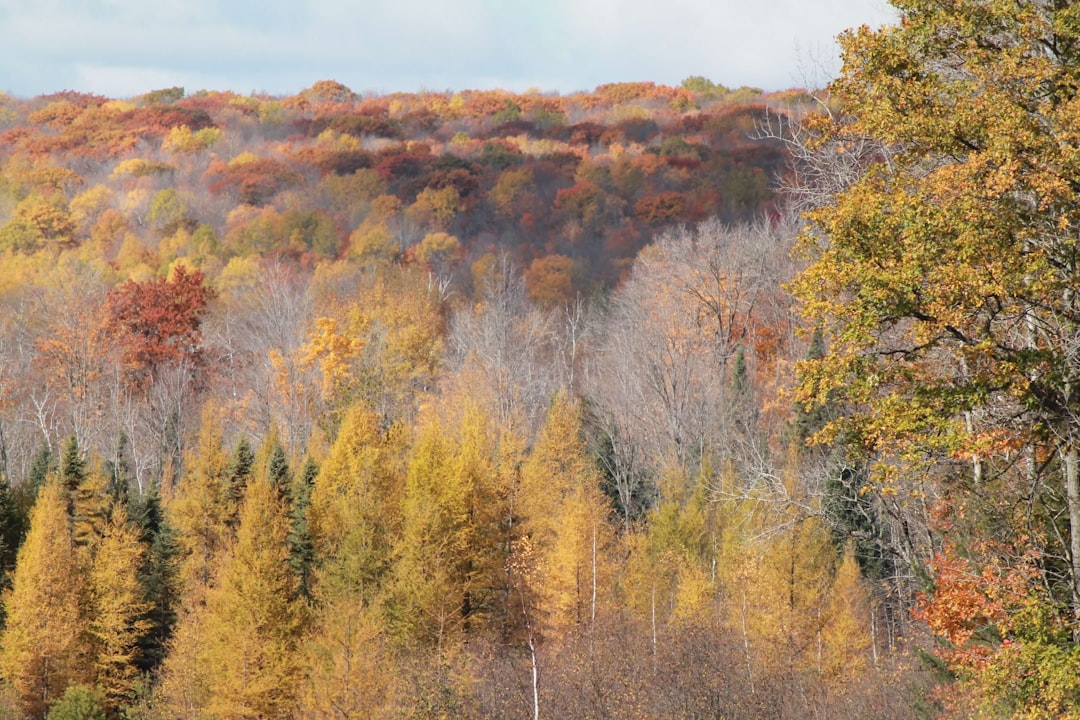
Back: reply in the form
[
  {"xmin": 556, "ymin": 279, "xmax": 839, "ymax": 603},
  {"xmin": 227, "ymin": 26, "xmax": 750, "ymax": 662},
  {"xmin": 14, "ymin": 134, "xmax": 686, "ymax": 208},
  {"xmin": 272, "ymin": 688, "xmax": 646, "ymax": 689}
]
[{"xmin": 2, "ymin": 2, "xmax": 1080, "ymax": 719}]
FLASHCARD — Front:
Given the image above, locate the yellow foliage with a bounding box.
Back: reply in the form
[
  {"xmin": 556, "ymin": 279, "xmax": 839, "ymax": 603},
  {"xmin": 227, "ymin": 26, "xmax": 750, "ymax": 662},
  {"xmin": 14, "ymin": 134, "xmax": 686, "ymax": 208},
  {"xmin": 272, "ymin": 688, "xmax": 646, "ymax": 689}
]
[
  {"xmin": 228, "ymin": 151, "xmax": 259, "ymax": 167},
  {"xmin": 347, "ymin": 223, "xmax": 398, "ymax": 267},
  {"xmin": 0, "ymin": 481, "xmax": 87, "ymax": 719},
  {"xmin": 298, "ymin": 316, "xmax": 365, "ymax": 402},
  {"xmin": 69, "ymin": 185, "xmax": 115, "ymax": 237},
  {"xmin": 88, "ymin": 504, "xmax": 153, "ymax": 711},
  {"xmin": 201, "ymin": 475, "xmax": 305, "ymax": 719},
  {"xmin": 821, "ymin": 544, "xmax": 874, "ymax": 687},
  {"xmin": 163, "ymin": 124, "xmax": 222, "ymax": 154},
  {"xmin": 415, "ymin": 231, "xmax": 461, "ymax": 267},
  {"xmin": 215, "ymin": 255, "xmax": 262, "ymax": 300}
]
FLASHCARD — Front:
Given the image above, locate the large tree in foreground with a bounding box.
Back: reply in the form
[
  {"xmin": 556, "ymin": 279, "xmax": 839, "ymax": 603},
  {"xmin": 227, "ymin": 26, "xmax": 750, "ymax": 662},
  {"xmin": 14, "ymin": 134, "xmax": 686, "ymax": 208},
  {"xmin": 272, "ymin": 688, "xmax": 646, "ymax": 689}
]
[{"xmin": 794, "ymin": 0, "xmax": 1080, "ymax": 712}]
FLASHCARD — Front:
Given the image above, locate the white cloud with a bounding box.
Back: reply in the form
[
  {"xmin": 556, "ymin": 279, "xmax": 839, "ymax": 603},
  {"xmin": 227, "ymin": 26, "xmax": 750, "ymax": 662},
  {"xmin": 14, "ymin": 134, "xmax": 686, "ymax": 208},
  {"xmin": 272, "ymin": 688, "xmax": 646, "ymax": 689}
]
[{"xmin": 0, "ymin": 0, "xmax": 898, "ymax": 98}]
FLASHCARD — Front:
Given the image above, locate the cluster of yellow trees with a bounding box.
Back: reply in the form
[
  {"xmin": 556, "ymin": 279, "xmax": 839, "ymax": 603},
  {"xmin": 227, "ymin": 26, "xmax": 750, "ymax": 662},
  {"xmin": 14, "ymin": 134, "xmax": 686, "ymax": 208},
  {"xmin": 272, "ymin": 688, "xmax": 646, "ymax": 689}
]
[{"xmin": 0, "ymin": 390, "xmax": 881, "ymax": 719}]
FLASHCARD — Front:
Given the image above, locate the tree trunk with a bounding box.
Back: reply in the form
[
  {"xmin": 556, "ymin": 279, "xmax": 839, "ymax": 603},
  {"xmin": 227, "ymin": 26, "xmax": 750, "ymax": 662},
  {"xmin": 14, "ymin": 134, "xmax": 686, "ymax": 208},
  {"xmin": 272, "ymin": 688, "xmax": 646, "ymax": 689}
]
[{"xmin": 1065, "ymin": 441, "xmax": 1080, "ymax": 641}]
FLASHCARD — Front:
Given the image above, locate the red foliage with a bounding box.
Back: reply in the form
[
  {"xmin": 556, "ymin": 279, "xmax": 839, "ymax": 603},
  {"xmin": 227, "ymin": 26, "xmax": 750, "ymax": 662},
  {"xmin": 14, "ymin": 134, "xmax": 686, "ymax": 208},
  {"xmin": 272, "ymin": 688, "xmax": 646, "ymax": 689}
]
[
  {"xmin": 554, "ymin": 181, "xmax": 603, "ymax": 221},
  {"xmin": 913, "ymin": 542, "xmax": 1039, "ymax": 671},
  {"xmin": 298, "ymin": 112, "xmax": 403, "ymax": 140},
  {"xmin": 206, "ymin": 157, "xmax": 303, "ymax": 206},
  {"xmin": 633, "ymin": 192, "xmax": 686, "ymax": 224},
  {"xmin": 563, "ymin": 122, "xmax": 607, "ymax": 146},
  {"xmin": 373, "ymin": 145, "xmax": 433, "ymax": 183},
  {"xmin": 104, "ymin": 266, "xmax": 215, "ymax": 385},
  {"xmin": 116, "ymin": 106, "xmax": 215, "ymax": 139}
]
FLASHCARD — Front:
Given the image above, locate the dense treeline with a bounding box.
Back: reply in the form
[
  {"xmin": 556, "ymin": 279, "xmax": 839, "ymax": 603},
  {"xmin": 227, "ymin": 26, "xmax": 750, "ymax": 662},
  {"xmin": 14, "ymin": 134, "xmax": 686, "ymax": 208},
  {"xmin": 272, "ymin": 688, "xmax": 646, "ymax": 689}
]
[{"xmin": 0, "ymin": 79, "xmax": 945, "ymax": 718}]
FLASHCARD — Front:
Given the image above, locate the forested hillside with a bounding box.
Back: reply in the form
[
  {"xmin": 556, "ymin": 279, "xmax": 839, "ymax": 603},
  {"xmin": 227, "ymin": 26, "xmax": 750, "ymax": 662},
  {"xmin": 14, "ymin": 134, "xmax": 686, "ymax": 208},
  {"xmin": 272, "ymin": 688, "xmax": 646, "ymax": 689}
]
[{"xmin": 1, "ymin": 48, "xmax": 1052, "ymax": 718}]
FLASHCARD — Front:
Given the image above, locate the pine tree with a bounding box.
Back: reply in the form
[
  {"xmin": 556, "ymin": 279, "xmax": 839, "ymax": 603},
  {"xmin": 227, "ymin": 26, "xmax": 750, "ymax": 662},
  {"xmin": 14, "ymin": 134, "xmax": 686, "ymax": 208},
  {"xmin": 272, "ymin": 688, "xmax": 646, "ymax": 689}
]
[{"xmin": 0, "ymin": 480, "xmax": 87, "ymax": 718}]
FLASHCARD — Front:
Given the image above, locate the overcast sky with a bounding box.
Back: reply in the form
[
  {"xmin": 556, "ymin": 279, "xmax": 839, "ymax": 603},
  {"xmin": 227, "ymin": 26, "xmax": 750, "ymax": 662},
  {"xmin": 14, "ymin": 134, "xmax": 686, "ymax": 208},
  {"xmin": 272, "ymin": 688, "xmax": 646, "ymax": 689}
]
[{"xmin": 0, "ymin": 0, "xmax": 897, "ymax": 99}]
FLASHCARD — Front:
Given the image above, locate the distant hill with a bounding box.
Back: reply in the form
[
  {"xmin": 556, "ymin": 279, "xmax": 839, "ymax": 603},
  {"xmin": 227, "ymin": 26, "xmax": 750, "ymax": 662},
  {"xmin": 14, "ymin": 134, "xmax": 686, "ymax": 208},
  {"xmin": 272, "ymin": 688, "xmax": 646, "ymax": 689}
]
[{"xmin": 0, "ymin": 78, "xmax": 808, "ymax": 300}]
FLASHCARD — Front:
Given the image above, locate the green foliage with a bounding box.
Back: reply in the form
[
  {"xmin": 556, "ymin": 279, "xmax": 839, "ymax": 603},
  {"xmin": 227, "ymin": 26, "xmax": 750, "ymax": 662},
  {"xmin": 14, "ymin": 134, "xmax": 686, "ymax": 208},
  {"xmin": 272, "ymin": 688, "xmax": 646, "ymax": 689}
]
[
  {"xmin": 148, "ymin": 189, "xmax": 194, "ymax": 237},
  {"xmin": 46, "ymin": 685, "xmax": 106, "ymax": 720},
  {"xmin": 225, "ymin": 436, "xmax": 255, "ymax": 525},
  {"xmin": 138, "ymin": 87, "xmax": 185, "ymax": 106},
  {"xmin": 59, "ymin": 435, "xmax": 86, "ymax": 522},
  {"xmin": 129, "ymin": 488, "xmax": 180, "ymax": 673},
  {"xmin": 287, "ymin": 457, "xmax": 316, "ymax": 599}
]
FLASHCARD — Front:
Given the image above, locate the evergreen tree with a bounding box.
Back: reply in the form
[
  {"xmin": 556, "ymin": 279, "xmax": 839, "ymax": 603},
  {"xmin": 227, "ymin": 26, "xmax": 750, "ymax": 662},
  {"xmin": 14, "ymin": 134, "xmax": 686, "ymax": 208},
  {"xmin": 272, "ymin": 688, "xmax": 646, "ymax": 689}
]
[
  {"xmin": 0, "ymin": 472, "xmax": 27, "ymax": 589},
  {"xmin": 103, "ymin": 432, "xmax": 133, "ymax": 504},
  {"xmin": 287, "ymin": 457, "xmax": 316, "ymax": 600},
  {"xmin": 225, "ymin": 436, "xmax": 255, "ymax": 529},
  {"xmin": 793, "ymin": 328, "xmax": 829, "ymax": 446},
  {"xmin": 46, "ymin": 685, "xmax": 106, "ymax": 720},
  {"xmin": 26, "ymin": 443, "xmax": 55, "ymax": 493},
  {"xmin": 266, "ymin": 442, "xmax": 291, "ymax": 501},
  {"xmin": 129, "ymin": 486, "xmax": 179, "ymax": 673},
  {"xmin": 59, "ymin": 435, "xmax": 86, "ymax": 517}
]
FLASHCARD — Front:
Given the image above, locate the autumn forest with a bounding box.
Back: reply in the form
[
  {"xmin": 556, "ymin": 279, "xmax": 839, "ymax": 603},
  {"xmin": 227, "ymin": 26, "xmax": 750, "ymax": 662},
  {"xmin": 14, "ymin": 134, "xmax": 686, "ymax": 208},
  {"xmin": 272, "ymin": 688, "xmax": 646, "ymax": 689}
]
[{"xmin": 5, "ymin": 3, "xmax": 1080, "ymax": 718}]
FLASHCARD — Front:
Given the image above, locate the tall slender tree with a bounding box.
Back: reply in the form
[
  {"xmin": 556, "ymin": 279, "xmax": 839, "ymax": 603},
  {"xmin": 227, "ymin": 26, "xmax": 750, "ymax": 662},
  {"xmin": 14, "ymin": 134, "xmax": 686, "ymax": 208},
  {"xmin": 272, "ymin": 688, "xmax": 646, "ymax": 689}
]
[{"xmin": 0, "ymin": 480, "xmax": 87, "ymax": 718}]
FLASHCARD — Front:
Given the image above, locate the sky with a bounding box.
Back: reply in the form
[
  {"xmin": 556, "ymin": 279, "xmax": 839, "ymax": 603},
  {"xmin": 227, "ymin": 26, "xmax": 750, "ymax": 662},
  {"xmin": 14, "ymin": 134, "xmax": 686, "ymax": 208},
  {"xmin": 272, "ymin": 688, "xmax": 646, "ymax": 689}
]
[{"xmin": 0, "ymin": 0, "xmax": 898, "ymax": 100}]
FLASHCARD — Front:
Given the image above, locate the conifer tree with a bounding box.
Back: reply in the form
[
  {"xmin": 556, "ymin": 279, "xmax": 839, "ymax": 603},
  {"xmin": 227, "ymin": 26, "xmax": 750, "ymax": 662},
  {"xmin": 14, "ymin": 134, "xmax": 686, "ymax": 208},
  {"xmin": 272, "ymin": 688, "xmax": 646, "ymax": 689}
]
[
  {"xmin": 288, "ymin": 457, "xmax": 316, "ymax": 599},
  {"xmin": 168, "ymin": 404, "xmax": 231, "ymax": 589},
  {"xmin": 225, "ymin": 436, "xmax": 255, "ymax": 528},
  {"xmin": 27, "ymin": 443, "xmax": 55, "ymax": 492},
  {"xmin": 87, "ymin": 503, "xmax": 151, "ymax": 712},
  {"xmin": 103, "ymin": 432, "xmax": 134, "ymax": 504},
  {"xmin": 59, "ymin": 435, "xmax": 86, "ymax": 517},
  {"xmin": 0, "ymin": 480, "xmax": 87, "ymax": 718},
  {"xmin": 308, "ymin": 403, "xmax": 406, "ymax": 607},
  {"xmin": 517, "ymin": 393, "xmax": 613, "ymax": 635},
  {"xmin": 300, "ymin": 561, "xmax": 398, "ymax": 719},
  {"xmin": 201, "ymin": 474, "xmax": 306, "ymax": 719},
  {"xmin": 266, "ymin": 442, "xmax": 291, "ymax": 500},
  {"xmin": 387, "ymin": 420, "xmax": 460, "ymax": 643},
  {"xmin": 820, "ymin": 543, "xmax": 873, "ymax": 687},
  {"xmin": 129, "ymin": 486, "xmax": 179, "ymax": 673},
  {"xmin": 72, "ymin": 467, "xmax": 110, "ymax": 552},
  {"xmin": 0, "ymin": 471, "xmax": 26, "ymax": 587}
]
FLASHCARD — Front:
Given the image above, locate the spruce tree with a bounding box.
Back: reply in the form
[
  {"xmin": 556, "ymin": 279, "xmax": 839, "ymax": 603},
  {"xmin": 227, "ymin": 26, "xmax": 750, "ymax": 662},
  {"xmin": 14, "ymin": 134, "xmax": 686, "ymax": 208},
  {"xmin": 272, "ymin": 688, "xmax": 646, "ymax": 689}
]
[
  {"xmin": 129, "ymin": 487, "xmax": 179, "ymax": 673},
  {"xmin": 287, "ymin": 457, "xmax": 316, "ymax": 599}
]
